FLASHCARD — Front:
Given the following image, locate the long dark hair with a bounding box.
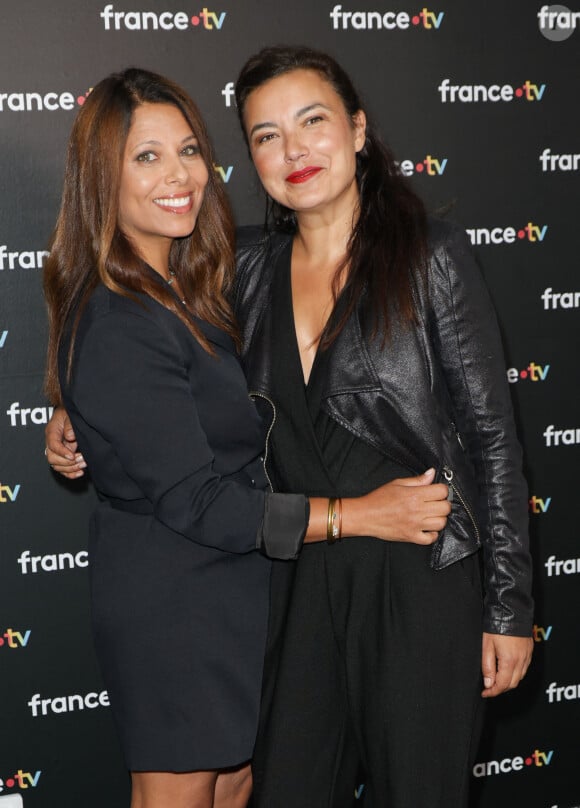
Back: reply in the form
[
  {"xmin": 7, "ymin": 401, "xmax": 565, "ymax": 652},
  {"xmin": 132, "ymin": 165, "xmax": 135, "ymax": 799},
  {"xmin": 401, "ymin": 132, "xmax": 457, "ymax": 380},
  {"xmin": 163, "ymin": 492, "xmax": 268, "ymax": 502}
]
[
  {"xmin": 235, "ymin": 45, "xmax": 428, "ymax": 346},
  {"xmin": 44, "ymin": 67, "xmax": 237, "ymax": 405}
]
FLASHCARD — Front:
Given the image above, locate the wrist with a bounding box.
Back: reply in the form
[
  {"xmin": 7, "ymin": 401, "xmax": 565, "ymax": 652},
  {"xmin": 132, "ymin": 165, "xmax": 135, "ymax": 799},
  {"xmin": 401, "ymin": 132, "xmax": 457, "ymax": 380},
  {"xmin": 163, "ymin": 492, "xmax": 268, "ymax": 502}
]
[{"xmin": 341, "ymin": 495, "xmax": 366, "ymax": 538}]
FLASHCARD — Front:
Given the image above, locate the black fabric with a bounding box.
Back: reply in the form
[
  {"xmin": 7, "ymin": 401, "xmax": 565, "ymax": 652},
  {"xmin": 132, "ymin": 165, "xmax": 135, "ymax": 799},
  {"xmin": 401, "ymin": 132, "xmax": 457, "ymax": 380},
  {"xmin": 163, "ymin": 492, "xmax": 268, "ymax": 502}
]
[
  {"xmin": 251, "ymin": 250, "xmax": 484, "ymax": 807},
  {"xmin": 58, "ymin": 283, "xmax": 308, "ymax": 771},
  {"xmin": 267, "ymin": 247, "xmax": 408, "ymax": 500},
  {"xmin": 253, "ymin": 542, "xmax": 484, "ymax": 808},
  {"xmin": 259, "ymin": 493, "xmax": 310, "ymax": 560},
  {"xmin": 234, "ymin": 221, "xmax": 533, "ymax": 637}
]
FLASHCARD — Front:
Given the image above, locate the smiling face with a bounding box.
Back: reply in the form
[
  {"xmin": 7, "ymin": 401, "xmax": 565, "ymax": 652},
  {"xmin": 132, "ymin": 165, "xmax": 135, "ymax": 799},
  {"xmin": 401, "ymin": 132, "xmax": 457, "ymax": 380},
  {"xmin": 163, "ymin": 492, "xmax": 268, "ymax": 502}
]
[
  {"xmin": 118, "ymin": 102, "xmax": 209, "ymax": 272},
  {"xmin": 242, "ymin": 69, "xmax": 366, "ymax": 220}
]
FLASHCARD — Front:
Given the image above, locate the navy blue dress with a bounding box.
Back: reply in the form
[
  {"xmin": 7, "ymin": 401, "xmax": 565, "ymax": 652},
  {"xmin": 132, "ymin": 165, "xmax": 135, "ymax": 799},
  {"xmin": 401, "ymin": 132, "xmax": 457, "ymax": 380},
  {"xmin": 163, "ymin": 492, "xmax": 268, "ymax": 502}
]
[{"xmin": 59, "ymin": 281, "xmax": 301, "ymax": 771}]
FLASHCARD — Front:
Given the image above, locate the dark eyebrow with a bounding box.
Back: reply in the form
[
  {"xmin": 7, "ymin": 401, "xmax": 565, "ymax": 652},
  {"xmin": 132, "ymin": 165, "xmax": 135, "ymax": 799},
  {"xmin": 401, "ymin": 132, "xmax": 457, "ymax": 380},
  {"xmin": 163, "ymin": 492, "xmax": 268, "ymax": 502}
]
[
  {"xmin": 248, "ymin": 102, "xmax": 331, "ymax": 138},
  {"xmin": 131, "ymin": 133, "xmax": 197, "ymax": 150}
]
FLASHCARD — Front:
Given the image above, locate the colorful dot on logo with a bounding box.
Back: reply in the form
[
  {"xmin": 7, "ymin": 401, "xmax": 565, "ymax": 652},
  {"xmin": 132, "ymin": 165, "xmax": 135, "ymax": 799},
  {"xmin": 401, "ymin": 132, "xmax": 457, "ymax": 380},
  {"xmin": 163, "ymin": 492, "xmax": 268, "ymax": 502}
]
[
  {"xmin": 191, "ymin": 15, "xmax": 200, "ymax": 25},
  {"xmin": 6, "ymin": 779, "xmax": 14, "ymax": 788},
  {"xmin": 515, "ymin": 87, "xmax": 524, "ymax": 98},
  {"xmin": 0, "ymin": 637, "xmax": 4, "ymax": 646},
  {"xmin": 520, "ymin": 370, "xmax": 528, "ymax": 378},
  {"xmin": 525, "ymin": 757, "xmax": 533, "ymax": 765},
  {"xmin": 77, "ymin": 89, "xmax": 93, "ymax": 106},
  {"xmin": 415, "ymin": 162, "xmax": 424, "ymax": 172},
  {"xmin": 517, "ymin": 230, "xmax": 526, "ymax": 239},
  {"xmin": 412, "ymin": 15, "xmax": 420, "ymax": 25}
]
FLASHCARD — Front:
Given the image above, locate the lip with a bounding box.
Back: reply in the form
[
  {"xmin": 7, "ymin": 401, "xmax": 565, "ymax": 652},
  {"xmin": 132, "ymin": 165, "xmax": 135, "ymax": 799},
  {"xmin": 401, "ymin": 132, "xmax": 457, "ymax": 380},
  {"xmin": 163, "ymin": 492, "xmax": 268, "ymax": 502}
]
[
  {"xmin": 285, "ymin": 167, "xmax": 323, "ymax": 184},
  {"xmin": 153, "ymin": 193, "xmax": 194, "ymax": 213}
]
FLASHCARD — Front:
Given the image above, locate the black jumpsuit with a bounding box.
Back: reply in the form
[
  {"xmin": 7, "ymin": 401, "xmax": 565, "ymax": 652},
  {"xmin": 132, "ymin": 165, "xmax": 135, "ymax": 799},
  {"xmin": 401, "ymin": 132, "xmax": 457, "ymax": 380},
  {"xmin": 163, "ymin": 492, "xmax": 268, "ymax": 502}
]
[{"xmin": 251, "ymin": 249, "xmax": 484, "ymax": 808}]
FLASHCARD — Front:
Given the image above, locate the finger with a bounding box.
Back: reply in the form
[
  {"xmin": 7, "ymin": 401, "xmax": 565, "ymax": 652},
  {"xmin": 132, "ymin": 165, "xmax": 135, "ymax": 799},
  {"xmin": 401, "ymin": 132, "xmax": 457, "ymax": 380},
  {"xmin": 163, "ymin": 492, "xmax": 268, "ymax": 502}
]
[
  {"xmin": 63, "ymin": 426, "xmax": 77, "ymax": 442},
  {"xmin": 420, "ymin": 499, "xmax": 452, "ymax": 517},
  {"xmin": 45, "ymin": 441, "xmax": 79, "ymax": 463},
  {"xmin": 482, "ymin": 668, "xmax": 516, "ymax": 698},
  {"xmin": 47, "ymin": 440, "xmax": 75, "ymax": 461},
  {"xmin": 52, "ymin": 468, "xmax": 85, "ymax": 480},
  {"xmin": 396, "ymin": 468, "xmax": 436, "ymax": 487},
  {"xmin": 481, "ymin": 636, "xmax": 497, "ymax": 695},
  {"xmin": 419, "ymin": 483, "xmax": 450, "ymax": 502},
  {"xmin": 417, "ymin": 530, "xmax": 439, "ymax": 545},
  {"xmin": 421, "ymin": 516, "xmax": 448, "ymax": 533},
  {"xmin": 47, "ymin": 449, "xmax": 86, "ymax": 469},
  {"xmin": 46, "ymin": 414, "xmax": 76, "ymax": 458},
  {"xmin": 483, "ymin": 651, "xmax": 526, "ymax": 697}
]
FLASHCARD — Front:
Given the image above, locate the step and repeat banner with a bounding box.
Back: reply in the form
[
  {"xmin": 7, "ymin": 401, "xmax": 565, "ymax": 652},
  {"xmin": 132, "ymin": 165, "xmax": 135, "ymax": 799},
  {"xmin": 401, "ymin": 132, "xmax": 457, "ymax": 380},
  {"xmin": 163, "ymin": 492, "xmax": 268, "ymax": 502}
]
[{"xmin": 1, "ymin": 2, "xmax": 578, "ymax": 806}]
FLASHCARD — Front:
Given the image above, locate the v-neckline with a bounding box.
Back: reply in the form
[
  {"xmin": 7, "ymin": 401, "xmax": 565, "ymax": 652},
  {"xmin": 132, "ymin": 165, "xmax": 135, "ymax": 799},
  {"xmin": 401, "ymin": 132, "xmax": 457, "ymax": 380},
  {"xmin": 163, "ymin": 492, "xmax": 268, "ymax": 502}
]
[
  {"xmin": 268, "ymin": 252, "xmax": 336, "ymax": 490},
  {"xmin": 283, "ymin": 251, "xmax": 327, "ymax": 396}
]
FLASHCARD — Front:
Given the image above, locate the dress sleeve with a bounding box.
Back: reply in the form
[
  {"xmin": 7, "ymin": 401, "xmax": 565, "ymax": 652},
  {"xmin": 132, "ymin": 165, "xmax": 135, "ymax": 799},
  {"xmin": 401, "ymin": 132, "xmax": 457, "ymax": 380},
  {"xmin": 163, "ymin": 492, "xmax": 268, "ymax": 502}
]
[
  {"xmin": 428, "ymin": 223, "xmax": 533, "ymax": 636},
  {"xmin": 70, "ymin": 307, "xmax": 307, "ymax": 558}
]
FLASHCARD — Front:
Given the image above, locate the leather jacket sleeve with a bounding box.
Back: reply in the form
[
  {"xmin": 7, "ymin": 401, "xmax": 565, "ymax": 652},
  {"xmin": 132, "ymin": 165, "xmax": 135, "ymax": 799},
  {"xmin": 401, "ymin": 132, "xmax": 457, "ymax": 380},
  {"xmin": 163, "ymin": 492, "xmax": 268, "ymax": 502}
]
[{"xmin": 427, "ymin": 222, "xmax": 533, "ymax": 636}]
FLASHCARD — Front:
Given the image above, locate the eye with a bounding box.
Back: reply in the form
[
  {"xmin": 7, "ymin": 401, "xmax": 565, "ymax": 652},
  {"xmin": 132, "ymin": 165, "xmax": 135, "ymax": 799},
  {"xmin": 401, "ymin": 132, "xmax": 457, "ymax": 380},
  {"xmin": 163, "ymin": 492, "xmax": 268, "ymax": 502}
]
[
  {"xmin": 136, "ymin": 150, "xmax": 157, "ymax": 163},
  {"xmin": 255, "ymin": 132, "xmax": 277, "ymax": 146},
  {"xmin": 181, "ymin": 143, "xmax": 201, "ymax": 157},
  {"xmin": 305, "ymin": 115, "xmax": 324, "ymax": 126}
]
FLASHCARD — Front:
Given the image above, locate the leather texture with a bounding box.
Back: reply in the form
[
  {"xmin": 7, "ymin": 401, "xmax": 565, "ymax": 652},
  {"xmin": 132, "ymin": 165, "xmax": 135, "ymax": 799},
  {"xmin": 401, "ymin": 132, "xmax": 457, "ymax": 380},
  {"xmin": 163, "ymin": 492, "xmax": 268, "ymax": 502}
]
[{"xmin": 233, "ymin": 217, "xmax": 533, "ymax": 637}]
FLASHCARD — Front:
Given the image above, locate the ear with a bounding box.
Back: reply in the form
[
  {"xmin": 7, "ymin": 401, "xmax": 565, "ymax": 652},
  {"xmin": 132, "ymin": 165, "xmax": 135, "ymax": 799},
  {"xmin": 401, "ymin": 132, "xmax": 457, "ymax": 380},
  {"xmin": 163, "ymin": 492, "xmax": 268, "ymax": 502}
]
[{"xmin": 352, "ymin": 109, "xmax": 367, "ymax": 153}]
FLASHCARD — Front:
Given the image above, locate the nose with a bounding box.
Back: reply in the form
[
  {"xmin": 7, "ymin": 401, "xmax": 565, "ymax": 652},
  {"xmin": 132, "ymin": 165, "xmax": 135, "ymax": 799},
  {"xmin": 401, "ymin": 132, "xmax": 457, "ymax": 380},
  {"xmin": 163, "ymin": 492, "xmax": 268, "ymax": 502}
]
[
  {"xmin": 284, "ymin": 132, "xmax": 308, "ymax": 163},
  {"xmin": 166, "ymin": 154, "xmax": 188, "ymax": 183}
]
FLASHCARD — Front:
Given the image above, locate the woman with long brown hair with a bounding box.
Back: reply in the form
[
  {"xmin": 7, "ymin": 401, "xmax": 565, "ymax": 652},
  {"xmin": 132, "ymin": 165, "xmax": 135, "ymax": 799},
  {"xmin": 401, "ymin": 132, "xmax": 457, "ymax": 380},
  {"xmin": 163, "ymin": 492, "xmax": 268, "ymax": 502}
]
[{"xmin": 43, "ymin": 66, "xmax": 452, "ymax": 808}]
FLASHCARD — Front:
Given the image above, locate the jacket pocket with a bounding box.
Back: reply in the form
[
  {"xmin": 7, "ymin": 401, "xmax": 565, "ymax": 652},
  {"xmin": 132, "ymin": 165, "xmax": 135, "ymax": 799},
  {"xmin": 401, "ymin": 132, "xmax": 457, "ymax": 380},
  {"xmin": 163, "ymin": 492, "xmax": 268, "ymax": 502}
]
[
  {"xmin": 441, "ymin": 466, "xmax": 481, "ymax": 546},
  {"xmin": 431, "ymin": 463, "xmax": 481, "ymax": 569}
]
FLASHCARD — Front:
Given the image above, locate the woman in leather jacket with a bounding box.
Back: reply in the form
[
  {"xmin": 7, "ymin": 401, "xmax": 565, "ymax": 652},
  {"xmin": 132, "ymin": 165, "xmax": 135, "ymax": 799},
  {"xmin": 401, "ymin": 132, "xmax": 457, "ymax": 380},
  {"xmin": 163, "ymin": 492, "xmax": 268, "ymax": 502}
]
[
  {"xmin": 46, "ymin": 47, "xmax": 533, "ymax": 808},
  {"xmin": 232, "ymin": 46, "xmax": 533, "ymax": 808}
]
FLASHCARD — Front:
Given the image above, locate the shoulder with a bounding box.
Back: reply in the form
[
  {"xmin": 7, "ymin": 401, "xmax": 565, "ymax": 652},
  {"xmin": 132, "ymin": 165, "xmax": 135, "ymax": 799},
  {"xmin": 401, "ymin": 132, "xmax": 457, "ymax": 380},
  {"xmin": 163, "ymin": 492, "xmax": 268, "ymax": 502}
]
[
  {"xmin": 82, "ymin": 284, "xmax": 157, "ymax": 321},
  {"xmin": 426, "ymin": 215, "xmax": 473, "ymax": 261},
  {"xmin": 234, "ymin": 226, "xmax": 292, "ymax": 303},
  {"xmin": 235, "ymin": 225, "xmax": 290, "ymax": 266},
  {"xmin": 423, "ymin": 216, "xmax": 496, "ymax": 325},
  {"xmin": 75, "ymin": 285, "xmax": 185, "ymax": 358},
  {"xmin": 235, "ymin": 225, "xmax": 269, "ymax": 255},
  {"xmin": 425, "ymin": 215, "xmax": 482, "ymax": 287}
]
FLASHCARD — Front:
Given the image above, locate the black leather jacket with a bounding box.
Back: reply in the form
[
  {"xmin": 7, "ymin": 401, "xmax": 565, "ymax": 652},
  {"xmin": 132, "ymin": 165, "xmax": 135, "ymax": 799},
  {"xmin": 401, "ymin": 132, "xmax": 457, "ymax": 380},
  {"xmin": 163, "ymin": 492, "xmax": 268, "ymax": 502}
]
[{"xmin": 233, "ymin": 218, "xmax": 533, "ymax": 637}]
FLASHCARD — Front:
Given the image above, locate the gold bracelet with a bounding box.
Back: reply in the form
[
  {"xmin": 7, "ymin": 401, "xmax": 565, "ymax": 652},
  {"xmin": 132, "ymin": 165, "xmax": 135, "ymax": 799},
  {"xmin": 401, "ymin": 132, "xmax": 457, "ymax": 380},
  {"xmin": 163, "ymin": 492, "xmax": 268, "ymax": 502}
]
[
  {"xmin": 327, "ymin": 497, "xmax": 336, "ymax": 542},
  {"xmin": 327, "ymin": 497, "xmax": 343, "ymax": 543}
]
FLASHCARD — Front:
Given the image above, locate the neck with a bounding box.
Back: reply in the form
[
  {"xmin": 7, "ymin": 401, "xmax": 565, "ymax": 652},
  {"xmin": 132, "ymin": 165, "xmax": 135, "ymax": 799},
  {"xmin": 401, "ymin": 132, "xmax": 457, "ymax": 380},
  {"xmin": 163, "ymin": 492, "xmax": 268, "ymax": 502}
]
[
  {"xmin": 294, "ymin": 210, "xmax": 358, "ymax": 270},
  {"xmin": 133, "ymin": 238, "xmax": 172, "ymax": 280},
  {"xmin": 293, "ymin": 188, "xmax": 359, "ymax": 268}
]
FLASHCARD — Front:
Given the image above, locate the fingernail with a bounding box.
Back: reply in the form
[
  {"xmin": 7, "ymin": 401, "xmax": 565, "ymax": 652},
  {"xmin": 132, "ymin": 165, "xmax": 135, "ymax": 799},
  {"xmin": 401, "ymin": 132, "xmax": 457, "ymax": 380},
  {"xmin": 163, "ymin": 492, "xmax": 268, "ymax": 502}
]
[{"xmin": 484, "ymin": 677, "xmax": 493, "ymax": 688}]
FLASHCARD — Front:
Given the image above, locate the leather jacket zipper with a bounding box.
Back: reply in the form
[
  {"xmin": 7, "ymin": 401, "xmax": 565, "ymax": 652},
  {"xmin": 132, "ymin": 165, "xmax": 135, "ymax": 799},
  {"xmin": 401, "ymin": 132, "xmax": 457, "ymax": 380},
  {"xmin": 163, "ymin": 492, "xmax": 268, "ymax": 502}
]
[
  {"xmin": 451, "ymin": 420, "xmax": 466, "ymax": 451},
  {"xmin": 442, "ymin": 466, "xmax": 480, "ymax": 544},
  {"xmin": 249, "ymin": 391, "xmax": 276, "ymax": 492}
]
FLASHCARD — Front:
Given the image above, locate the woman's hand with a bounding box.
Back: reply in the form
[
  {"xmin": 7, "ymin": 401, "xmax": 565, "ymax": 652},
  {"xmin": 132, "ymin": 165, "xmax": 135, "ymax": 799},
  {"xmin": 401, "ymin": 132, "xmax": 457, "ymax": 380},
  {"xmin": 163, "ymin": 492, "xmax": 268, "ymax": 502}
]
[
  {"xmin": 344, "ymin": 468, "xmax": 451, "ymax": 544},
  {"xmin": 45, "ymin": 407, "xmax": 86, "ymax": 479},
  {"xmin": 481, "ymin": 632, "xmax": 533, "ymax": 697}
]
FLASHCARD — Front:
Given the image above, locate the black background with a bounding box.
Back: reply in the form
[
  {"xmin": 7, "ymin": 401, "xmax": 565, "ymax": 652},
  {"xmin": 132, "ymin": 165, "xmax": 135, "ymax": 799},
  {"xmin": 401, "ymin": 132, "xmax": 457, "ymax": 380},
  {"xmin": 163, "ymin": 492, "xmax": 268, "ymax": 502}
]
[{"xmin": 1, "ymin": 2, "xmax": 578, "ymax": 806}]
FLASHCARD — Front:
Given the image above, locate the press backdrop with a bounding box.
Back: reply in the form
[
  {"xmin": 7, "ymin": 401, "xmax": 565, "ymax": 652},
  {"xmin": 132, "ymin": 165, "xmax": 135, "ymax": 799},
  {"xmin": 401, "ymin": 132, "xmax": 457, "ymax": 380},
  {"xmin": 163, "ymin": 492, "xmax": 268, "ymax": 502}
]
[{"xmin": 1, "ymin": 2, "xmax": 579, "ymax": 806}]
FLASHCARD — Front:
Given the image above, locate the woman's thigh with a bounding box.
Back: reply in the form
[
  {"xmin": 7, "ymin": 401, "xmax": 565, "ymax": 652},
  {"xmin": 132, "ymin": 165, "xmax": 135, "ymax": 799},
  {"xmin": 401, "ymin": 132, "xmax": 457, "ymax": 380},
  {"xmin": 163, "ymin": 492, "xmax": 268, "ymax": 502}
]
[
  {"xmin": 214, "ymin": 763, "xmax": 252, "ymax": 808},
  {"xmin": 130, "ymin": 770, "xmax": 218, "ymax": 808}
]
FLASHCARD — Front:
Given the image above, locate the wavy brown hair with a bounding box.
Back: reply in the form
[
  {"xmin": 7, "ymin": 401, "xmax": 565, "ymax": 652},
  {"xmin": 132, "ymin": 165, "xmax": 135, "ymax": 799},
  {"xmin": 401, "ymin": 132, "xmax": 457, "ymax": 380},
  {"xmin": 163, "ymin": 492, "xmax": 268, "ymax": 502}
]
[
  {"xmin": 235, "ymin": 46, "xmax": 428, "ymax": 347},
  {"xmin": 44, "ymin": 67, "xmax": 237, "ymax": 404}
]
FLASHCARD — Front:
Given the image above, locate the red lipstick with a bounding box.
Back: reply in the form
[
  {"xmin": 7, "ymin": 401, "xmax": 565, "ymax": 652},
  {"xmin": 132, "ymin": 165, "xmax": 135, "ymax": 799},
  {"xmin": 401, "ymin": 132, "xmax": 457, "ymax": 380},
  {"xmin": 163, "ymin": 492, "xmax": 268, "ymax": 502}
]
[{"xmin": 285, "ymin": 167, "xmax": 322, "ymax": 184}]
